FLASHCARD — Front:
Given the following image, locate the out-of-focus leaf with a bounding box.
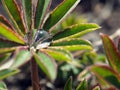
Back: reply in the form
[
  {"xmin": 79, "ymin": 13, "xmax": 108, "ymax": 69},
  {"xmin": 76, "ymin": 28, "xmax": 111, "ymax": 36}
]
[
  {"xmin": 0, "ymin": 23, "xmax": 25, "ymax": 44},
  {"xmin": 76, "ymin": 79, "xmax": 88, "ymax": 90},
  {"xmin": 22, "ymin": 0, "xmax": 32, "ymax": 30},
  {"xmin": 93, "ymin": 86, "xmax": 100, "ymax": 90},
  {"xmin": 0, "ymin": 53, "xmax": 11, "ymax": 64},
  {"xmin": 101, "ymin": 33, "xmax": 120, "ymax": 73},
  {"xmin": 0, "ymin": 38, "xmax": 22, "ymax": 48},
  {"xmin": 0, "ymin": 69, "xmax": 19, "ymax": 80},
  {"xmin": 35, "ymin": 0, "xmax": 52, "ymax": 29},
  {"xmin": 0, "ymin": 48, "xmax": 16, "ymax": 54},
  {"xmin": 34, "ymin": 51, "xmax": 57, "ymax": 80},
  {"xmin": 43, "ymin": 0, "xmax": 81, "ymax": 30},
  {"xmin": 89, "ymin": 64, "xmax": 120, "ymax": 89},
  {"xmin": 53, "ymin": 23, "xmax": 100, "ymax": 40},
  {"xmin": 1, "ymin": 0, "xmax": 26, "ymax": 35},
  {"xmin": 11, "ymin": 49, "xmax": 31, "ymax": 68},
  {"xmin": 50, "ymin": 45, "xmax": 93, "ymax": 51},
  {"xmin": 0, "ymin": 15, "xmax": 13, "ymax": 30},
  {"xmin": 52, "ymin": 38, "xmax": 92, "ymax": 46},
  {"xmin": 0, "ymin": 81, "xmax": 7, "ymax": 90},
  {"xmin": 64, "ymin": 77, "xmax": 72, "ymax": 90},
  {"xmin": 42, "ymin": 48, "xmax": 73, "ymax": 62}
]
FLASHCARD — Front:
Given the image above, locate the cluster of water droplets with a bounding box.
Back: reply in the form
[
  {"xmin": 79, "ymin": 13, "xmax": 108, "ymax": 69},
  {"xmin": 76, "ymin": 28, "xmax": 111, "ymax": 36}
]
[{"xmin": 25, "ymin": 29, "xmax": 52, "ymax": 51}]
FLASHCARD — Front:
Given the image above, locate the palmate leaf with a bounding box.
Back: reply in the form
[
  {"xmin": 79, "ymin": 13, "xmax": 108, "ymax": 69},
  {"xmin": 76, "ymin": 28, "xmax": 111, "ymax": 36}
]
[
  {"xmin": 64, "ymin": 77, "xmax": 72, "ymax": 90},
  {"xmin": 1, "ymin": 0, "xmax": 26, "ymax": 36},
  {"xmin": 0, "ymin": 69, "xmax": 19, "ymax": 80},
  {"xmin": 89, "ymin": 64, "xmax": 120, "ymax": 89},
  {"xmin": 42, "ymin": 48, "xmax": 73, "ymax": 62},
  {"xmin": 0, "ymin": 23, "xmax": 25, "ymax": 44},
  {"xmin": 34, "ymin": 51, "xmax": 57, "ymax": 80},
  {"xmin": 11, "ymin": 49, "xmax": 31, "ymax": 68},
  {"xmin": 35, "ymin": 0, "xmax": 52, "ymax": 29},
  {"xmin": 53, "ymin": 23, "xmax": 100, "ymax": 40},
  {"xmin": 43, "ymin": 0, "xmax": 81, "ymax": 31},
  {"xmin": 101, "ymin": 33, "xmax": 120, "ymax": 73},
  {"xmin": 22, "ymin": 0, "xmax": 32, "ymax": 31}
]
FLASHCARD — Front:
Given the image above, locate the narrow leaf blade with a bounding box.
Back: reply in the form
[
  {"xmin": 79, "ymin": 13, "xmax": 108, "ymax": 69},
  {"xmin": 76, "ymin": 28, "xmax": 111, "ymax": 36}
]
[
  {"xmin": 0, "ymin": 81, "xmax": 7, "ymax": 90},
  {"xmin": 1, "ymin": 0, "xmax": 26, "ymax": 35},
  {"xmin": 43, "ymin": 0, "xmax": 81, "ymax": 30},
  {"xmin": 101, "ymin": 33, "xmax": 120, "ymax": 73},
  {"xmin": 0, "ymin": 69, "xmax": 19, "ymax": 80},
  {"xmin": 89, "ymin": 64, "xmax": 120, "ymax": 88},
  {"xmin": 53, "ymin": 23, "xmax": 100, "ymax": 40},
  {"xmin": 35, "ymin": 0, "xmax": 52, "ymax": 29},
  {"xmin": 0, "ymin": 23, "xmax": 25, "ymax": 44},
  {"xmin": 76, "ymin": 79, "xmax": 88, "ymax": 90},
  {"xmin": 64, "ymin": 77, "xmax": 72, "ymax": 90},
  {"xmin": 34, "ymin": 51, "xmax": 57, "ymax": 80}
]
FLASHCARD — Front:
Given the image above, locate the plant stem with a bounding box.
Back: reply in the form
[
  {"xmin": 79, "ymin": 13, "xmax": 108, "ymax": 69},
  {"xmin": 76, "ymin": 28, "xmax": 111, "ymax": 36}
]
[{"xmin": 31, "ymin": 58, "xmax": 41, "ymax": 90}]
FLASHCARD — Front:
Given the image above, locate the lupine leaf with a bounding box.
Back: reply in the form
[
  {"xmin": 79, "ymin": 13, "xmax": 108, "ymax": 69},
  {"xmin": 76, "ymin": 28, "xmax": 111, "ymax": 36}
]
[
  {"xmin": 35, "ymin": 0, "xmax": 52, "ymax": 29},
  {"xmin": 11, "ymin": 49, "xmax": 31, "ymax": 68},
  {"xmin": 43, "ymin": 0, "xmax": 81, "ymax": 31},
  {"xmin": 1, "ymin": 0, "xmax": 26, "ymax": 35},
  {"xmin": 53, "ymin": 23, "xmax": 100, "ymax": 40},
  {"xmin": 52, "ymin": 38, "xmax": 92, "ymax": 46},
  {"xmin": 0, "ymin": 69, "xmax": 19, "ymax": 80},
  {"xmin": 34, "ymin": 51, "xmax": 57, "ymax": 80},
  {"xmin": 0, "ymin": 81, "xmax": 7, "ymax": 90},
  {"xmin": 76, "ymin": 79, "xmax": 88, "ymax": 90},
  {"xmin": 0, "ymin": 15, "xmax": 14, "ymax": 30},
  {"xmin": 89, "ymin": 64, "xmax": 120, "ymax": 89},
  {"xmin": 42, "ymin": 48, "xmax": 73, "ymax": 62},
  {"xmin": 22, "ymin": 0, "xmax": 32, "ymax": 30},
  {"xmin": 0, "ymin": 23, "xmax": 25, "ymax": 44},
  {"xmin": 101, "ymin": 33, "xmax": 120, "ymax": 73},
  {"xmin": 50, "ymin": 45, "xmax": 93, "ymax": 51},
  {"xmin": 64, "ymin": 77, "xmax": 72, "ymax": 90}
]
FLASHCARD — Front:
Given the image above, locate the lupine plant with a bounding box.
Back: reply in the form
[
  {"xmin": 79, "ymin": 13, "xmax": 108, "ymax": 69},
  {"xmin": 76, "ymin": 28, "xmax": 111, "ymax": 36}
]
[{"xmin": 0, "ymin": 0, "xmax": 100, "ymax": 89}]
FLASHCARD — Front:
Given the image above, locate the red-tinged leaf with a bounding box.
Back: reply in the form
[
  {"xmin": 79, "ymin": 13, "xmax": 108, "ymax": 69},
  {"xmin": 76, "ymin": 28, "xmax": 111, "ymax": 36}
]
[
  {"xmin": 53, "ymin": 23, "xmax": 100, "ymax": 40},
  {"xmin": 22, "ymin": 0, "xmax": 32, "ymax": 31},
  {"xmin": 43, "ymin": 0, "xmax": 81, "ymax": 31},
  {"xmin": 11, "ymin": 49, "xmax": 31, "ymax": 68},
  {"xmin": 89, "ymin": 64, "xmax": 120, "ymax": 89},
  {"xmin": 0, "ymin": 23, "xmax": 25, "ymax": 44},
  {"xmin": 34, "ymin": 51, "xmax": 57, "ymax": 80},
  {"xmin": 100, "ymin": 33, "xmax": 120, "ymax": 73},
  {"xmin": 0, "ymin": 38, "xmax": 22, "ymax": 48},
  {"xmin": 34, "ymin": 0, "xmax": 52, "ymax": 29},
  {"xmin": 0, "ymin": 15, "xmax": 14, "ymax": 30},
  {"xmin": 1, "ymin": 0, "xmax": 26, "ymax": 35}
]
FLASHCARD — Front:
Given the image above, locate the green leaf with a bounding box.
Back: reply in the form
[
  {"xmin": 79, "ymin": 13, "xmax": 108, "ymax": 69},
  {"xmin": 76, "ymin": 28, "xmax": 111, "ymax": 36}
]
[
  {"xmin": 43, "ymin": 0, "xmax": 81, "ymax": 30},
  {"xmin": 11, "ymin": 49, "xmax": 31, "ymax": 68},
  {"xmin": 64, "ymin": 77, "xmax": 72, "ymax": 90},
  {"xmin": 1, "ymin": 0, "xmax": 26, "ymax": 36},
  {"xmin": 0, "ymin": 38, "xmax": 22, "ymax": 48},
  {"xmin": 0, "ymin": 23, "xmax": 25, "ymax": 44},
  {"xmin": 0, "ymin": 15, "xmax": 14, "ymax": 30},
  {"xmin": 0, "ymin": 53, "xmax": 11, "ymax": 64},
  {"xmin": 93, "ymin": 86, "xmax": 100, "ymax": 90},
  {"xmin": 50, "ymin": 45, "xmax": 93, "ymax": 51},
  {"xmin": 22, "ymin": 0, "xmax": 32, "ymax": 30},
  {"xmin": 53, "ymin": 23, "xmax": 100, "ymax": 40},
  {"xmin": 0, "ymin": 81, "xmax": 7, "ymax": 90},
  {"xmin": 101, "ymin": 33, "xmax": 120, "ymax": 73},
  {"xmin": 0, "ymin": 47, "xmax": 16, "ymax": 54},
  {"xmin": 89, "ymin": 65, "xmax": 120, "ymax": 89},
  {"xmin": 35, "ymin": 0, "xmax": 52, "ymax": 29},
  {"xmin": 34, "ymin": 51, "xmax": 57, "ymax": 80},
  {"xmin": 42, "ymin": 48, "xmax": 73, "ymax": 62},
  {"xmin": 76, "ymin": 79, "xmax": 88, "ymax": 90},
  {"xmin": 0, "ymin": 69, "xmax": 19, "ymax": 80},
  {"xmin": 52, "ymin": 38, "xmax": 92, "ymax": 46}
]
